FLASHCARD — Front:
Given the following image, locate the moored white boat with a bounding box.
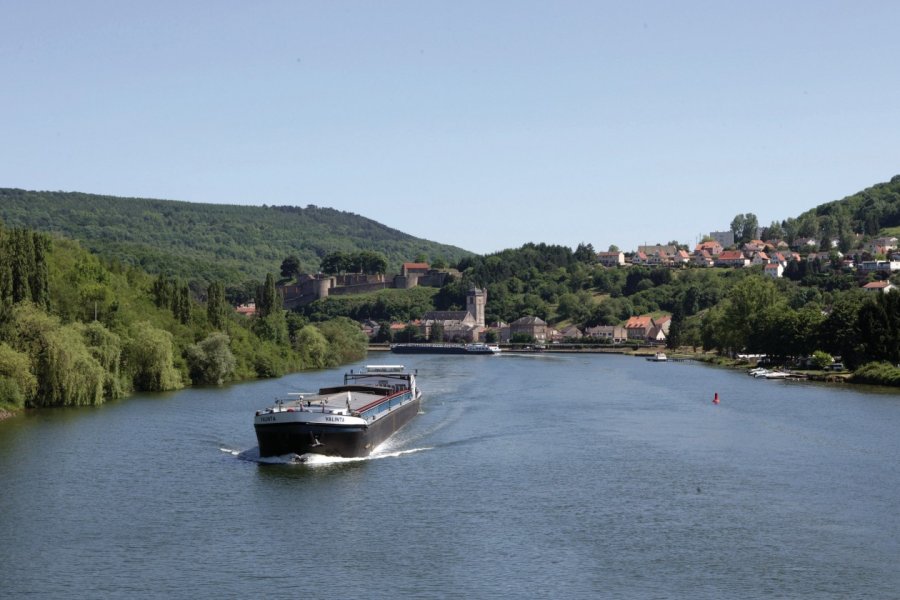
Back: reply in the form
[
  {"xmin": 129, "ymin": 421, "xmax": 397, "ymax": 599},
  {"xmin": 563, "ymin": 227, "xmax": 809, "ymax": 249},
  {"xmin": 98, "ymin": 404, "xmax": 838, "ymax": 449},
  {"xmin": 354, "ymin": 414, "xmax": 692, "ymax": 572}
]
[
  {"xmin": 465, "ymin": 342, "xmax": 501, "ymax": 354},
  {"xmin": 763, "ymin": 370, "xmax": 790, "ymax": 379}
]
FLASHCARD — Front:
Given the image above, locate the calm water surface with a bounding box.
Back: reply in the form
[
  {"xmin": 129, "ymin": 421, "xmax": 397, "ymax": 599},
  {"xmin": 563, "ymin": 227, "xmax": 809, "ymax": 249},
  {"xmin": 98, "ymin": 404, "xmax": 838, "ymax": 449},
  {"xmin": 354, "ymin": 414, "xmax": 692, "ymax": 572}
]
[{"xmin": 1, "ymin": 354, "xmax": 899, "ymax": 598}]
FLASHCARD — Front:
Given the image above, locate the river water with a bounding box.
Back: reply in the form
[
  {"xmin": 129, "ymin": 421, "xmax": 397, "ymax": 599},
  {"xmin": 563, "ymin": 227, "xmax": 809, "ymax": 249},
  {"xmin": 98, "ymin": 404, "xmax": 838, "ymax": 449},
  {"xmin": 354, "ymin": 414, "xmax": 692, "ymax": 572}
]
[{"xmin": 1, "ymin": 353, "xmax": 899, "ymax": 599}]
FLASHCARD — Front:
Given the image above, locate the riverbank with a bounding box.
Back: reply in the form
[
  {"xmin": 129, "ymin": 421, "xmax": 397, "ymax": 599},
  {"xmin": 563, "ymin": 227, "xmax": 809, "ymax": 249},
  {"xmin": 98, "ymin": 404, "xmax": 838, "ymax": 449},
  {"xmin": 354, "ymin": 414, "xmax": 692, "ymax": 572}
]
[{"xmin": 378, "ymin": 343, "xmax": 896, "ymax": 388}]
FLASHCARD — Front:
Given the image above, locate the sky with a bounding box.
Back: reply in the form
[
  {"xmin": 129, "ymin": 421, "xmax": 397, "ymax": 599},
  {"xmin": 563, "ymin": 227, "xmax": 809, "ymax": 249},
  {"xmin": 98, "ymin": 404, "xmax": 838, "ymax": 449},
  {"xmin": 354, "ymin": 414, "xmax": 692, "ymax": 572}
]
[{"xmin": 2, "ymin": 1, "xmax": 899, "ymax": 255}]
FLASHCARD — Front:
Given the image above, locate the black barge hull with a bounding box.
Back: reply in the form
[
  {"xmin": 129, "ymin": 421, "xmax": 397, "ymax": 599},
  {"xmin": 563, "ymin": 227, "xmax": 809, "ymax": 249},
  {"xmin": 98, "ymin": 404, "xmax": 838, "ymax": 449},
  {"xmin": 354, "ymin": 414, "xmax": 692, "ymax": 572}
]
[{"xmin": 255, "ymin": 396, "xmax": 421, "ymax": 458}]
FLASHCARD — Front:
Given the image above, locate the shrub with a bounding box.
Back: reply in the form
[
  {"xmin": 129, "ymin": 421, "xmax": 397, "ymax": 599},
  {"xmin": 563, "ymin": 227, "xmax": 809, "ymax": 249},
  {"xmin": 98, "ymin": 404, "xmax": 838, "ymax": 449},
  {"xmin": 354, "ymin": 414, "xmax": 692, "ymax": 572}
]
[
  {"xmin": 811, "ymin": 350, "xmax": 834, "ymax": 370},
  {"xmin": 852, "ymin": 362, "xmax": 900, "ymax": 387},
  {"xmin": 184, "ymin": 332, "xmax": 237, "ymax": 385}
]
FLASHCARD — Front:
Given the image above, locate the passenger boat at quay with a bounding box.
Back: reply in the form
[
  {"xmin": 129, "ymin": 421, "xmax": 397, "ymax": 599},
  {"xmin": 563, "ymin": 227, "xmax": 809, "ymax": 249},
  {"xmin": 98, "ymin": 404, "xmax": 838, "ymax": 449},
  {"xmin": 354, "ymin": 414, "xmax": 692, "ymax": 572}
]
[
  {"xmin": 253, "ymin": 365, "xmax": 422, "ymax": 458},
  {"xmin": 391, "ymin": 342, "xmax": 501, "ymax": 355}
]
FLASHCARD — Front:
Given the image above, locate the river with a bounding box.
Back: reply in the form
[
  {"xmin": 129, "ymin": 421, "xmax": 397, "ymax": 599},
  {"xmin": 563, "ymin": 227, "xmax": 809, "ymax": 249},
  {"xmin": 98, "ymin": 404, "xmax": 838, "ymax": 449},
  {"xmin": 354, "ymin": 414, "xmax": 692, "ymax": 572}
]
[{"xmin": 1, "ymin": 353, "xmax": 898, "ymax": 599}]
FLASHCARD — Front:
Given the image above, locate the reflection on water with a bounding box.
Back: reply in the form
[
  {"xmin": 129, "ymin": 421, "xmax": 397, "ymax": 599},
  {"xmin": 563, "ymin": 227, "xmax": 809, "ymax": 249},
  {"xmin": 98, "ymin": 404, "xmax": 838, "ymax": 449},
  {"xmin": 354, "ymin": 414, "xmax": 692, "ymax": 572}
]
[{"xmin": 2, "ymin": 354, "xmax": 899, "ymax": 598}]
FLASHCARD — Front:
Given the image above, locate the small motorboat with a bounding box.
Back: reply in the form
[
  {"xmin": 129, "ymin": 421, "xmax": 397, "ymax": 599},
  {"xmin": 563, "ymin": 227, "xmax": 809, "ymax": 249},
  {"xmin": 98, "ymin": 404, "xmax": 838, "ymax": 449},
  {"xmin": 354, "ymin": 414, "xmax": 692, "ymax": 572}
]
[{"xmin": 763, "ymin": 370, "xmax": 789, "ymax": 379}]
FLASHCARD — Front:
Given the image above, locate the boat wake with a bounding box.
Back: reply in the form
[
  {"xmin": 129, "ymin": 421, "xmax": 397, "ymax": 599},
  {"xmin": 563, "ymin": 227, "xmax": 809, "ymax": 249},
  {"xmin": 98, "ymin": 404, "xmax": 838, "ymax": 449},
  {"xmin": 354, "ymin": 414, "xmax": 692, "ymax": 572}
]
[{"xmin": 220, "ymin": 445, "xmax": 431, "ymax": 467}]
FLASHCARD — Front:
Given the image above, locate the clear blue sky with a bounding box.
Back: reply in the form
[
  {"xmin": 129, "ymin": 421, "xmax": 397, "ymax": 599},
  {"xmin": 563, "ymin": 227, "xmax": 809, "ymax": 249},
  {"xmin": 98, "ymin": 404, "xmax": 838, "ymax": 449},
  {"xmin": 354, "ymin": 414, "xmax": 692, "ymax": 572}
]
[{"xmin": 3, "ymin": 1, "xmax": 899, "ymax": 255}]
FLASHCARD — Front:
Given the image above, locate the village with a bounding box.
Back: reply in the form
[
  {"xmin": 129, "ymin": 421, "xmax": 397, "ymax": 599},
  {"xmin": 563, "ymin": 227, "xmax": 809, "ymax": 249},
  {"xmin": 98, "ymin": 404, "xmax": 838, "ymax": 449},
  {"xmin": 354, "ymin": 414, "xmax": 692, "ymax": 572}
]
[{"xmin": 236, "ymin": 230, "xmax": 900, "ymax": 348}]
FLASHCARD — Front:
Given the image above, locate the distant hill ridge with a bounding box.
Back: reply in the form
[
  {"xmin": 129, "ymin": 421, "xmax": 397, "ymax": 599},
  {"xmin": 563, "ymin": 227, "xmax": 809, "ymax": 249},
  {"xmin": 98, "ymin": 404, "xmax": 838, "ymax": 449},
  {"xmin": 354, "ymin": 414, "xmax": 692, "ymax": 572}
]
[{"xmin": 0, "ymin": 188, "xmax": 472, "ymax": 285}]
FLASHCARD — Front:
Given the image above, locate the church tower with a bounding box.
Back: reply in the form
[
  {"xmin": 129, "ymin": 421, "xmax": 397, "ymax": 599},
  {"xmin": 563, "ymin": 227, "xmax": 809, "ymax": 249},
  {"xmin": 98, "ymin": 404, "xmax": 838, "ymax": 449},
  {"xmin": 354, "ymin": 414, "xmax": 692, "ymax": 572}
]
[{"xmin": 466, "ymin": 287, "xmax": 486, "ymax": 329}]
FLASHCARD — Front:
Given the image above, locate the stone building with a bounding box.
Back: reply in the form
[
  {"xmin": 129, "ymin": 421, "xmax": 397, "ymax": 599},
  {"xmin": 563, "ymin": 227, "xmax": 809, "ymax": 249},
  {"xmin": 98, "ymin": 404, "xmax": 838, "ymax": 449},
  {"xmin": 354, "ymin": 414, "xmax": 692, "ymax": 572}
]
[
  {"xmin": 509, "ymin": 316, "xmax": 548, "ymax": 343},
  {"xmin": 420, "ymin": 287, "xmax": 488, "ymax": 342}
]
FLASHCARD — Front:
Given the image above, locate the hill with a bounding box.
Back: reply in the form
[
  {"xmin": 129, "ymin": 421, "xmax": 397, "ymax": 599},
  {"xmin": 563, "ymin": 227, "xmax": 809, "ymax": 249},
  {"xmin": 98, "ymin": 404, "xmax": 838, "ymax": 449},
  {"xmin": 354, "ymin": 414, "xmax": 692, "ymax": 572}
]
[
  {"xmin": 767, "ymin": 175, "xmax": 900, "ymax": 249},
  {"xmin": 0, "ymin": 188, "xmax": 472, "ymax": 285},
  {"xmin": 811, "ymin": 175, "xmax": 900, "ymax": 234}
]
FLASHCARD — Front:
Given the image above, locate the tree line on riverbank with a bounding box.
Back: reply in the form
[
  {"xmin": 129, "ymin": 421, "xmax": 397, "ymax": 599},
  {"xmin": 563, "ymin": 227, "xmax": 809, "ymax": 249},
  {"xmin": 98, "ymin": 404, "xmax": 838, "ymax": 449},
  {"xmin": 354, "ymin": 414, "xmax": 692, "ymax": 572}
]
[{"xmin": 0, "ymin": 224, "xmax": 367, "ymax": 413}]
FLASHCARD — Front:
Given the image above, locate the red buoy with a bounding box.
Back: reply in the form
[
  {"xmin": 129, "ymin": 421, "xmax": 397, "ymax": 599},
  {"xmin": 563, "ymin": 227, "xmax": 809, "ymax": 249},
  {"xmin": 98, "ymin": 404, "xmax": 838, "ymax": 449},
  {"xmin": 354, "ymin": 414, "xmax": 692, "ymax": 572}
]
[{"xmin": 713, "ymin": 392, "xmax": 720, "ymax": 405}]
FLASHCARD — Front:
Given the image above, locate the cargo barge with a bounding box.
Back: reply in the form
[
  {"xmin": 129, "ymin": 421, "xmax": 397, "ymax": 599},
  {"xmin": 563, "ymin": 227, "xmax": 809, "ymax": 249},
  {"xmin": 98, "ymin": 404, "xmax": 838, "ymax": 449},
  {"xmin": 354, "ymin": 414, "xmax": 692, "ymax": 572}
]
[{"xmin": 253, "ymin": 365, "xmax": 421, "ymax": 458}]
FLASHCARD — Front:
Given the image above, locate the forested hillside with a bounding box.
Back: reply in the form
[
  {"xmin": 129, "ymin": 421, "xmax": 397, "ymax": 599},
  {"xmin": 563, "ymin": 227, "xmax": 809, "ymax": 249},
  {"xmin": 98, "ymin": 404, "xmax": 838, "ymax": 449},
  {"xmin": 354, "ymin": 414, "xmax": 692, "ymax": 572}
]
[
  {"xmin": 0, "ymin": 223, "xmax": 368, "ymax": 413},
  {"xmin": 0, "ymin": 188, "xmax": 471, "ymax": 286},
  {"xmin": 761, "ymin": 175, "xmax": 900, "ymax": 248}
]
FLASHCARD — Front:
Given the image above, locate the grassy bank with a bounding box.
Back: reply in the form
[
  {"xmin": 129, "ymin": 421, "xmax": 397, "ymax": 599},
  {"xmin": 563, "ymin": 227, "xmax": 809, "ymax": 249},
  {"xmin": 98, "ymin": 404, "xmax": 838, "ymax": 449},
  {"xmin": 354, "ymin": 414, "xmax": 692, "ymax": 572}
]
[{"xmin": 851, "ymin": 362, "xmax": 900, "ymax": 387}]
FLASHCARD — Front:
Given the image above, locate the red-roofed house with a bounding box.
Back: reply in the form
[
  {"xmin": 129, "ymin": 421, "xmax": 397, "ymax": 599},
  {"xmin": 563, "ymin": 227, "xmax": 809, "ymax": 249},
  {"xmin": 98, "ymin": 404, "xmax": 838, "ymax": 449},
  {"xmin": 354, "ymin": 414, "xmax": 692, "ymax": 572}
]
[
  {"xmin": 597, "ymin": 251, "xmax": 625, "ymax": 267},
  {"xmin": 624, "ymin": 314, "xmax": 671, "ymax": 343},
  {"xmin": 695, "ymin": 241, "xmax": 723, "ymax": 256},
  {"xmin": 653, "ymin": 314, "xmax": 672, "ymax": 334},
  {"xmin": 715, "ymin": 250, "xmax": 749, "ymax": 268},
  {"xmin": 743, "ymin": 240, "xmax": 767, "ymax": 253},
  {"xmin": 692, "ymin": 250, "xmax": 714, "ymax": 267},
  {"xmin": 625, "ymin": 315, "xmax": 654, "ymax": 340},
  {"xmin": 401, "ymin": 262, "xmax": 430, "ymax": 277},
  {"xmin": 863, "ymin": 281, "xmax": 895, "ymax": 293}
]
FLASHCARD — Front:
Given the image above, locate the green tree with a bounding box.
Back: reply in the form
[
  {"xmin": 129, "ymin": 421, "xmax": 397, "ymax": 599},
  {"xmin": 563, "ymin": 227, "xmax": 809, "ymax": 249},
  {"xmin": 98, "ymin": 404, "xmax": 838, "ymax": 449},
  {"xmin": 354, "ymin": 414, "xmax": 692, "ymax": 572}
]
[
  {"xmin": 762, "ymin": 220, "xmax": 785, "ymax": 240},
  {"xmin": 317, "ymin": 317, "xmax": 368, "ymax": 366},
  {"xmin": 667, "ymin": 307, "xmax": 686, "ymax": 349},
  {"xmin": 206, "ymin": 281, "xmax": 229, "ymax": 330},
  {"xmin": 730, "ymin": 214, "xmax": 746, "ymax": 245},
  {"xmin": 294, "ymin": 325, "xmax": 329, "ymax": 369},
  {"xmin": 82, "ymin": 321, "xmax": 127, "ymax": 400},
  {"xmin": 510, "ymin": 333, "xmax": 535, "ymax": 344},
  {"xmin": 253, "ymin": 274, "xmax": 287, "ymax": 343},
  {"xmin": 704, "ymin": 277, "xmax": 784, "ymax": 356},
  {"xmin": 730, "ymin": 213, "xmax": 759, "ymax": 245},
  {"xmin": 11, "ymin": 305, "xmax": 106, "ymax": 407},
  {"xmin": 185, "ymin": 332, "xmax": 236, "ymax": 385},
  {"xmin": 574, "ymin": 243, "xmax": 596, "ymax": 263},
  {"xmin": 625, "ymin": 268, "xmax": 649, "ymax": 296},
  {"xmin": 320, "ymin": 252, "xmax": 352, "ymax": 274},
  {"xmin": 373, "ymin": 320, "xmax": 393, "ymax": 343},
  {"xmin": 557, "ymin": 291, "xmax": 594, "ymax": 324},
  {"xmin": 0, "ymin": 342, "xmax": 37, "ymax": 407},
  {"xmin": 40, "ymin": 324, "xmax": 106, "ymax": 406},
  {"xmin": 152, "ymin": 273, "xmax": 174, "ymax": 309},
  {"xmin": 30, "ymin": 231, "xmax": 51, "ymax": 309},
  {"xmin": 358, "ymin": 250, "xmax": 388, "ymax": 275},
  {"xmin": 857, "ymin": 290, "xmax": 900, "ymax": 365},
  {"xmin": 124, "ymin": 321, "xmax": 183, "ymax": 392},
  {"xmin": 820, "ymin": 293, "xmax": 864, "ymax": 366},
  {"xmin": 257, "ymin": 273, "xmax": 277, "ymax": 319},
  {"xmin": 4, "ymin": 229, "xmax": 50, "ymax": 308},
  {"xmin": 173, "ymin": 282, "xmax": 192, "ymax": 324},
  {"xmin": 396, "ymin": 324, "xmax": 421, "ymax": 343},
  {"xmin": 280, "ymin": 255, "xmax": 301, "ymax": 279},
  {"xmin": 811, "ymin": 350, "xmax": 834, "ymax": 369}
]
